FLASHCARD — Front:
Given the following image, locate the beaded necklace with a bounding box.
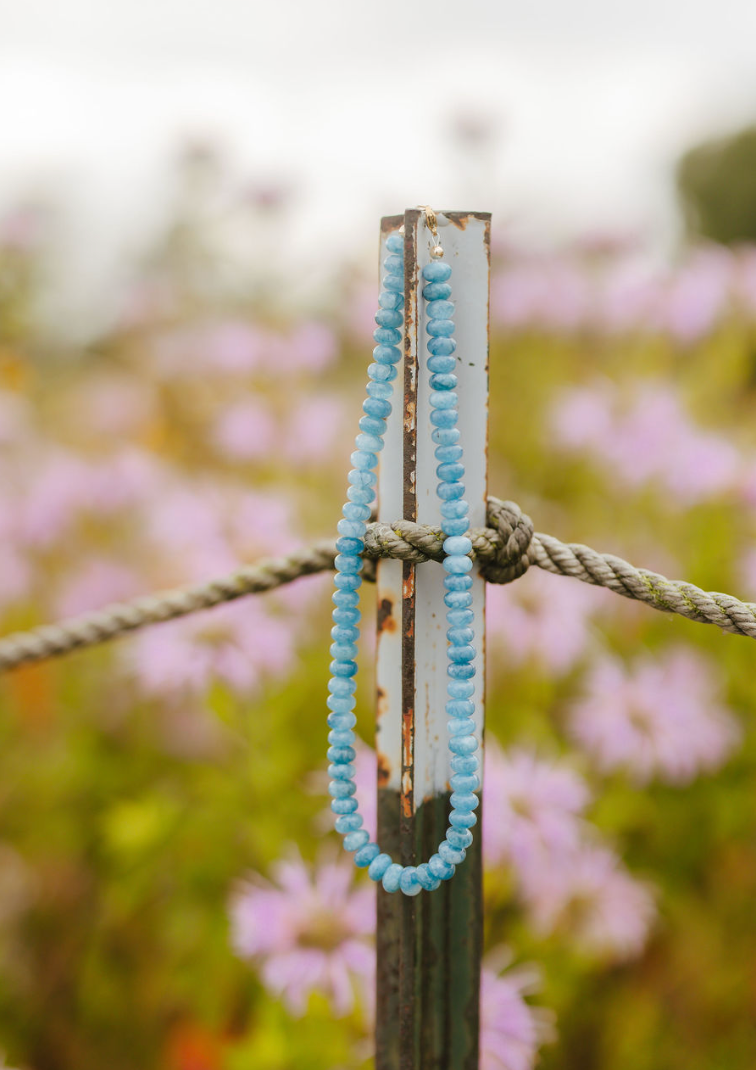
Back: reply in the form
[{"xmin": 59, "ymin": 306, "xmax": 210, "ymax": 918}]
[{"xmin": 327, "ymin": 216, "xmax": 479, "ymax": 896}]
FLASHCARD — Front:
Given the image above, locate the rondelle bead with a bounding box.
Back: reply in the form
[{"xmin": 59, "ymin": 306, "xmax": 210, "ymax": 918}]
[
  {"xmin": 449, "ymin": 808, "xmax": 477, "ymax": 828},
  {"xmin": 383, "ymin": 274, "xmax": 403, "ymax": 292},
  {"xmin": 331, "ymin": 797, "xmax": 359, "ymax": 814},
  {"xmin": 444, "ymin": 591, "xmax": 473, "ymax": 610},
  {"xmin": 430, "ymin": 409, "xmax": 458, "ymax": 430},
  {"xmin": 427, "ymin": 299, "xmax": 455, "ymax": 319},
  {"xmin": 335, "ymin": 536, "xmax": 364, "ymax": 555},
  {"xmin": 448, "ymin": 678, "xmax": 475, "ymax": 698},
  {"xmin": 328, "ymin": 729, "xmax": 356, "ymax": 747},
  {"xmin": 428, "ymin": 853, "xmax": 455, "ymax": 880},
  {"xmin": 444, "ymin": 572, "xmax": 473, "ymax": 590},
  {"xmin": 448, "ymin": 664, "xmax": 476, "ymax": 679},
  {"xmin": 442, "ymin": 518, "xmax": 469, "ymax": 536},
  {"xmin": 335, "ymin": 813, "xmax": 363, "ymax": 833},
  {"xmin": 444, "ymin": 557, "xmax": 473, "ymax": 575},
  {"xmin": 427, "ymin": 319, "xmax": 455, "ymax": 338},
  {"xmin": 446, "ymin": 826, "xmax": 474, "ymax": 850},
  {"xmin": 439, "ymin": 841, "xmax": 466, "ymax": 866},
  {"xmin": 437, "ymin": 462, "xmax": 465, "ymax": 481},
  {"xmin": 382, "ymin": 863, "xmax": 404, "ymax": 893},
  {"xmin": 448, "ymin": 644, "xmax": 475, "ymax": 663},
  {"xmin": 331, "ymin": 624, "xmax": 359, "ymax": 642},
  {"xmin": 422, "ymin": 261, "xmax": 452, "ymax": 282},
  {"xmin": 375, "ymin": 308, "xmax": 403, "ymax": 328},
  {"xmin": 348, "ymin": 467, "xmax": 378, "ymax": 485},
  {"xmin": 367, "ymin": 362, "xmax": 398, "ymax": 382},
  {"xmin": 347, "ymin": 485, "xmax": 375, "ymax": 505},
  {"xmin": 447, "ymin": 717, "xmax": 475, "ymax": 737},
  {"xmin": 328, "ymin": 676, "xmax": 356, "ymax": 695},
  {"xmin": 384, "ymin": 253, "xmax": 404, "ymax": 275},
  {"xmin": 446, "ymin": 698, "xmax": 475, "ymax": 717},
  {"xmin": 355, "ymin": 432, "xmax": 384, "ymax": 453},
  {"xmin": 447, "ymin": 609, "xmax": 474, "ymax": 628},
  {"xmin": 372, "ymin": 344, "xmax": 401, "ymax": 365},
  {"xmin": 363, "ymin": 397, "xmax": 391, "ymax": 419},
  {"xmin": 366, "ymin": 381, "xmax": 393, "ymax": 401},
  {"xmin": 327, "ymin": 695, "xmax": 356, "ymax": 714},
  {"xmin": 429, "ymin": 373, "xmax": 458, "ymax": 392},
  {"xmin": 435, "ymin": 444, "xmax": 463, "ymax": 462},
  {"xmin": 334, "ymin": 573, "xmax": 362, "ymax": 591},
  {"xmin": 432, "ymin": 427, "xmax": 461, "ymax": 446},
  {"xmin": 350, "ymin": 449, "xmax": 378, "ymax": 469},
  {"xmin": 430, "ymin": 390, "xmax": 458, "ymax": 410},
  {"xmin": 447, "ymin": 629, "xmax": 474, "ymax": 647},
  {"xmin": 385, "ymin": 232, "xmax": 403, "ymax": 253},
  {"xmin": 440, "ymin": 498, "xmax": 468, "ymax": 518},
  {"xmin": 450, "ymin": 790, "xmax": 480, "ymax": 811},
  {"xmin": 368, "ymin": 853, "xmax": 393, "ymax": 881},
  {"xmin": 451, "ymin": 754, "xmax": 479, "ymax": 774},
  {"xmin": 328, "ymin": 762, "xmax": 356, "ymax": 780},
  {"xmin": 343, "ymin": 829, "xmax": 370, "ymax": 852},
  {"xmin": 427, "ymin": 352, "xmax": 456, "ymax": 373},
  {"xmin": 373, "ymin": 327, "xmax": 402, "ymax": 346},
  {"xmin": 328, "ymin": 746, "xmax": 356, "ymax": 763},
  {"xmin": 422, "ymin": 281, "xmax": 452, "ymax": 301},
  {"xmin": 449, "ymin": 735, "xmax": 478, "ymax": 756},
  {"xmin": 443, "ymin": 535, "xmax": 472, "ymax": 556},
  {"xmin": 416, "ymin": 863, "xmax": 442, "ymax": 891},
  {"xmin": 329, "ymin": 779, "xmax": 357, "ymax": 798},
  {"xmin": 359, "ymin": 414, "xmax": 387, "ymax": 436},
  {"xmin": 450, "ymin": 772, "xmax": 480, "ymax": 793},
  {"xmin": 355, "ymin": 843, "xmax": 381, "ymax": 868},
  {"xmin": 427, "ymin": 337, "xmax": 457, "ymax": 357},
  {"xmin": 437, "ymin": 481, "xmax": 465, "ymax": 501},
  {"xmin": 399, "ymin": 866, "xmax": 422, "ymax": 896},
  {"xmin": 379, "ymin": 288, "xmax": 402, "ymax": 309}
]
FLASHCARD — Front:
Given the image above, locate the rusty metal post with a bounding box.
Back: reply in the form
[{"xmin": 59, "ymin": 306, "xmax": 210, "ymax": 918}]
[{"xmin": 375, "ymin": 209, "xmax": 490, "ymax": 1070}]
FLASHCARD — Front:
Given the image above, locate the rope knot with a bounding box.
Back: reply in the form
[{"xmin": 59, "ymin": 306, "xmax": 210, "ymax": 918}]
[{"xmin": 478, "ymin": 497, "xmax": 534, "ymax": 584}]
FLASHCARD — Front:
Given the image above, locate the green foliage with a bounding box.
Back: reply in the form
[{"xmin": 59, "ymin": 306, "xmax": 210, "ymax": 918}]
[{"xmin": 678, "ymin": 125, "xmax": 756, "ymax": 244}]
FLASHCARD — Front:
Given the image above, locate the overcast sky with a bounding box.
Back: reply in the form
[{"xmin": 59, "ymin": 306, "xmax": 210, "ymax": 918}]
[{"xmin": 2, "ymin": 0, "xmax": 756, "ymax": 312}]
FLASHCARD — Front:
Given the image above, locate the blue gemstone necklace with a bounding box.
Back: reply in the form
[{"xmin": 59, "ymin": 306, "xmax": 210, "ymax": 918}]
[{"xmin": 327, "ymin": 212, "xmax": 479, "ymax": 896}]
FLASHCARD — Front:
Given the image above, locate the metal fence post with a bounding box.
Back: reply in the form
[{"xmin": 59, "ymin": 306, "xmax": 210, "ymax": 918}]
[{"xmin": 375, "ymin": 208, "xmax": 490, "ymax": 1070}]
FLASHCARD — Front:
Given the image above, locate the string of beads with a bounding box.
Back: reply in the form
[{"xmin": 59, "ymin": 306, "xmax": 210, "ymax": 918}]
[{"xmin": 327, "ymin": 228, "xmax": 480, "ymax": 895}]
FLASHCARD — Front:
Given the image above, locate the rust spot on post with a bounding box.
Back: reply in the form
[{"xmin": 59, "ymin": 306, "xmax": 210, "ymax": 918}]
[
  {"xmin": 377, "ymin": 750, "xmax": 391, "ymax": 786},
  {"xmin": 377, "ymin": 597, "xmax": 396, "ymax": 634}
]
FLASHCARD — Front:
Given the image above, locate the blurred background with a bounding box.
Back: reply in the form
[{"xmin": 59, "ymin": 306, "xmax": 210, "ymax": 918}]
[{"xmin": 2, "ymin": 1, "xmax": 756, "ymax": 1068}]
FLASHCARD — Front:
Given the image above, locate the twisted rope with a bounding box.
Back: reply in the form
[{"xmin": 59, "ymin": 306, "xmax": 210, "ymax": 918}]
[{"xmin": 1, "ymin": 497, "xmax": 754, "ymax": 672}]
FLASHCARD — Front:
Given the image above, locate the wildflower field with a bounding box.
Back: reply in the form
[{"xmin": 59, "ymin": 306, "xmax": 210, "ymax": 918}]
[{"xmin": 1, "ymin": 169, "xmax": 756, "ymax": 1070}]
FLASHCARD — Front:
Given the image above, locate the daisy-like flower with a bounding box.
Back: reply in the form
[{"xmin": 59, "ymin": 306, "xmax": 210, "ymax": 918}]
[
  {"xmin": 229, "ymin": 852, "xmax": 375, "ymax": 1017},
  {"xmin": 519, "ymin": 844, "xmax": 655, "ymax": 962},
  {"xmin": 483, "ymin": 741, "xmax": 591, "ymax": 874},
  {"xmin": 568, "ymin": 647, "xmax": 741, "ymax": 784},
  {"xmin": 479, "ymin": 953, "xmax": 555, "ymax": 1070}
]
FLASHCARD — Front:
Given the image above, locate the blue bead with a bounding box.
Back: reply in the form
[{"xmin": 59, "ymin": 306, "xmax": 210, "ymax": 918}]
[
  {"xmin": 430, "ymin": 390, "xmax": 458, "ymax": 410},
  {"xmin": 429, "ymin": 374, "xmax": 458, "ymax": 391},
  {"xmin": 448, "ymin": 663, "xmax": 475, "ymax": 679},
  {"xmin": 427, "ymin": 354, "xmax": 456, "ymax": 374},
  {"xmin": 343, "ymin": 829, "xmax": 370, "ymax": 852},
  {"xmin": 427, "ymin": 337, "xmax": 457, "ymax": 357},
  {"xmin": 328, "ymin": 729, "xmax": 356, "ymax": 747},
  {"xmin": 450, "ymin": 772, "xmax": 480, "ymax": 793},
  {"xmin": 368, "ymin": 853, "xmax": 393, "ymax": 881},
  {"xmin": 379, "ymin": 288, "xmax": 402, "ymax": 309},
  {"xmin": 384, "ymin": 274, "xmax": 403, "ymax": 292},
  {"xmin": 329, "ymin": 780, "xmax": 357, "ymax": 798},
  {"xmin": 447, "ymin": 629, "xmax": 474, "ymax": 647},
  {"xmin": 328, "ymin": 746, "xmax": 356, "ymax": 763},
  {"xmin": 446, "ymin": 827, "xmax": 473, "ymax": 850},
  {"xmin": 334, "ymin": 553, "xmax": 362, "ymax": 572},
  {"xmin": 443, "ymin": 536, "xmax": 472, "ymax": 557},
  {"xmin": 326, "ymin": 713, "xmax": 356, "ymax": 734},
  {"xmin": 331, "ymin": 770, "xmax": 358, "ymax": 789},
  {"xmin": 450, "ymin": 789, "xmax": 479, "ymax": 810},
  {"xmin": 364, "ymin": 397, "xmax": 392, "ymax": 418},
  {"xmin": 355, "ymin": 432, "xmax": 384, "ymax": 453},
  {"xmin": 368, "ymin": 362, "xmax": 398, "ymax": 382},
  {"xmin": 331, "ymin": 797, "xmax": 359, "ymax": 814},
  {"xmin": 451, "ymin": 754, "xmax": 478, "ymax": 774},
  {"xmin": 384, "ymin": 254, "xmax": 404, "ymax": 275},
  {"xmin": 427, "ymin": 319, "xmax": 455, "ymax": 338},
  {"xmin": 444, "ymin": 558, "xmax": 473, "ymax": 577},
  {"xmin": 444, "ymin": 573, "xmax": 473, "ymax": 590},
  {"xmin": 358, "ymin": 415, "xmax": 387, "ymax": 438},
  {"xmin": 328, "ymin": 676, "xmax": 356, "ymax": 695},
  {"xmin": 330, "ymin": 643, "xmax": 358, "ymax": 661},
  {"xmin": 355, "ymin": 842, "xmax": 381, "ymax": 868},
  {"xmin": 399, "ymin": 866, "xmax": 422, "ymax": 896},
  {"xmin": 439, "ymin": 841, "xmax": 466, "ymax": 865},
  {"xmin": 330, "ymin": 659, "xmax": 358, "ymax": 678},
  {"xmin": 438, "ymin": 482, "xmax": 465, "ymax": 502},
  {"xmin": 373, "ymin": 345, "xmax": 401, "ymax": 365},
  {"xmin": 447, "ymin": 698, "xmax": 474, "ymax": 717},
  {"xmin": 445, "ymin": 591, "xmax": 473, "ymax": 610},
  {"xmin": 430, "ymin": 410, "xmax": 458, "ymax": 430},
  {"xmin": 422, "ymin": 261, "xmax": 452, "ymax": 282},
  {"xmin": 432, "ymin": 427, "xmax": 461, "ymax": 446},
  {"xmin": 375, "ymin": 308, "xmax": 403, "ymax": 328},
  {"xmin": 449, "ymin": 809, "xmax": 477, "ymax": 828},
  {"xmin": 428, "ymin": 853, "xmax": 455, "ymax": 880},
  {"xmin": 448, "ymin": 678, "xmax": 474, "ymax": 698},
  {"xmin": 447, "ymin": 717, "xmax": 475, "ymax": 736},
  {"xmin": 437, "ymin": 463, "xmax": 465, "ymax": 482},
  {"xmin": 327, "ymin": 695, "xmax": 355, "ymax": 713},
  {"xmin": 348, "ymin": 468, "xmax": 378, "ymax": 486},
  {"xmin": 337, "ymin": 519, "xmax": 365, "ymax": 540},
  {"xmin": 422, "ymin": 281, "xmax": 452, "ymax": 300},
  {"xmin": 435, "ymin": 444, "xmax": 463, "ymax": 462},
  {"xmin": 449, "ymin": 737, "xmax": 478, "ymax": 758},
  {"xmin": 342, "ymin": 502, "xmax": 371, "ymax": 521},
  {"xmin": 366, "ymin": 380, "xmax": 393, "ymax": 400},
  {"xmin": 373, "ymin": 327, "xmax": 402, "ymax": 346},
  {"xmin": 335, "ymin": 537, "xmax": 363, "ymax": 556},
  {"xmin": 350, "ymin": 449, "xmax": 378, "ymax": 470},
  {"xmin": 427, "ymin": 299, "xmax": 455, "ymax": 319},
  {"xmin": 331, "ymin": 624, "xmax": 359, "ymax": 641},
  {"xmin": 440, "ymin": 499, "xmax": 468, "ymax": 518},
  {"xmin": 443, "ymin": 518, "xmax": 469, "ymax": 536},
  {"xmin": 447, "ymin": 609, "xmax": 474, "ymax": 627},
  {"xmin": 448, "ymin": 644, "xmax": 475, "ymax": 663},
  {"xmin": 382, "ymin": 863, "xmax": 404, "ymax": 893},
  {"xmin": 385, "ymin": 232, "xmax": 403, "ymax": 254},
  {"xmin": 416, "ymin": 863, "xmax": 441, "ymax": 891},
  {"xmin": 334, "ymin": 573, "xmax": 362, "ymax": 591},
  {"xmin": 347, "ymin": 485, "xmax": 375, "ymax": 505}
]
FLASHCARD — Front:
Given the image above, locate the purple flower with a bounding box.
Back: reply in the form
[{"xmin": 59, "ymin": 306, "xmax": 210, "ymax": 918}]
[
  {"xmin": 519, "ymin": 844, "xmax": 655, "ymax": 961},
  {"xmin": 52, "ymin": 558, "xmax": 143, "ymax": 618},
  {"xmin": 660, "ymin": 248, "xmax": 732, "ymax": 344},
  {"xmin": 479, "ymin": 954, "xmax": 554, "ymax": 1070},
  {"xmin": 229, "ymin": 852, "xmax": 375, "ymax": 1017},
  {"xmin": 213, "ymin": 400, "xmax": 277, "ymax": 462},
  {"xmin": 568, "ymin": 647, "xmax": 741, "ymax": 784},
  {"xmin": 483, "ymin": 741, "xmax": 590, "ymax": 874}
]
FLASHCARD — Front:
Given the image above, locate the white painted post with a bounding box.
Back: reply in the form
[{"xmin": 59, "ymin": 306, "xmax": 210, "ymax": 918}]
[{"xmin": 375, "ymin": 209, "xmax": 490, "ymax": 1070}]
